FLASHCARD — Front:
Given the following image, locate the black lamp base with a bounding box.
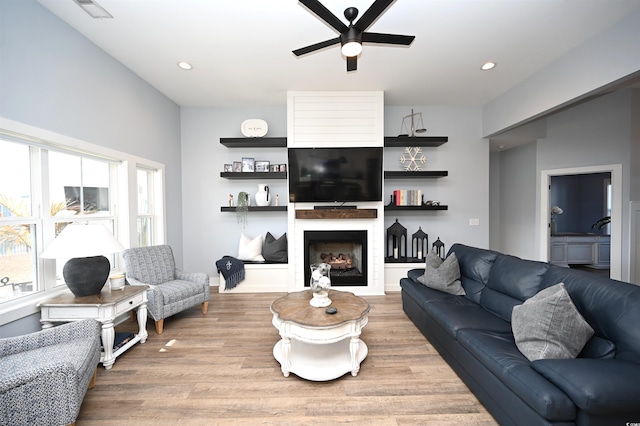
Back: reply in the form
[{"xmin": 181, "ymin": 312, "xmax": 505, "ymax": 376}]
[{"xmin": 62, "ymin": 256, "xmax": 110, "ymax": 297}]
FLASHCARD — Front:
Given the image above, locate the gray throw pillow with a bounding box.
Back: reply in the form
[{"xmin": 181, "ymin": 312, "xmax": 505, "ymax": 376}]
[
  {"xmin": 262, "ymin": 232, "xmax": 287, "ymax": 262},
  {"xmin": 417, "ymin": 251, "xmax": 465, "ymax": 295},
  {"xmin": 512, "ymin": 283, "xmax": 594, "ymax": 361}
]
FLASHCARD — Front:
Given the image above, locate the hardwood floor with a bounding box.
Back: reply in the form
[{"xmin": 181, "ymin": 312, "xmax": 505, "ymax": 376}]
[{"xmin": 78, "ymin": 292, "xmax": 497, "ymax": 425}]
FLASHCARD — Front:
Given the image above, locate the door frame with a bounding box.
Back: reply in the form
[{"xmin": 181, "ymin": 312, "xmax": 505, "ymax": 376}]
[{"xmin": 539, "ymin": 164, "xmax": 622, "ymax": 280}]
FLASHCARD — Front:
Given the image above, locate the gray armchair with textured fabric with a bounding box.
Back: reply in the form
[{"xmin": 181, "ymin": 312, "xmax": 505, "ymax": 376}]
[
  {"xmin": 0, "ymin": 319, "xmax": 101, "ymax": 426},
  {"xmin": 122, "ymin": 245, "xmax": 210, "ymax": 334}
]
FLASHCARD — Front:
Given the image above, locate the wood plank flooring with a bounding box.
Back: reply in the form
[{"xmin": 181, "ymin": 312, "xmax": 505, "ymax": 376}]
[{"xmin": 77, "ymin": 292, "xmax": 497, "ymax": 425}]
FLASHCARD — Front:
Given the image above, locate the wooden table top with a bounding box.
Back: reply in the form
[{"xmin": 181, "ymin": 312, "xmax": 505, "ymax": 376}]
[
  {"xmin": 270, "ymin": 289, "xmax": 370, "ymax": 327},
  {"xmin": 38, "ymin": 285, "xmax": 148, "ymax": 307}
]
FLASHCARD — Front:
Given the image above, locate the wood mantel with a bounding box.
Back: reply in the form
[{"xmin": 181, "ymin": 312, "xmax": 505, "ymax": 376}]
[{"xmin": 295, "ymin": 209, "xmax": 378, "ymax": 219}]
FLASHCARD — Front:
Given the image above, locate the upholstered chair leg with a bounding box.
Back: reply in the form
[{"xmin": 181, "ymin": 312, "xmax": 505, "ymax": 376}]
[
  {"xmin": 155, "ymin": 319, "xmax": 164, "ymax": 334},
  {"xmin": 202, "ymin": 301, "xmax": 209, "ymax": 314},
  {"xmin": 88, "ymin": 369, "xmax": 97, "ymax": 389}
]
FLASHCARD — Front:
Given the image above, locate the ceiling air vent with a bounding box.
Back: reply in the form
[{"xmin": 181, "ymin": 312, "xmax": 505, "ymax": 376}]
[{"xmin": 72, "ymin": 0, "xmax": 113, "ymax": 19}]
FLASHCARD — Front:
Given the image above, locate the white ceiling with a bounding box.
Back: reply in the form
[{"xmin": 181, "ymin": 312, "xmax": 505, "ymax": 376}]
[{"xmin": 37, "ymin": 0, "xmax": 640, "ymax": 111}]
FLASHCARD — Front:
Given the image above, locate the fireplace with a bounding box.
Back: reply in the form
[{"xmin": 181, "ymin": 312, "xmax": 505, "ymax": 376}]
[{"xmin": 304, "ymin": 230, "xmax": 368, "ymax": 286}]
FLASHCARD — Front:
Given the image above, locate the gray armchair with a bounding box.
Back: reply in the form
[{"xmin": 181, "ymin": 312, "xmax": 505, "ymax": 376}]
[
  {"xmin": 0, "ymin": 319, "xmax": 101, "ymax": 426},
  {"xmin": 122, "ymin": 245, "xmax": 210, "ymax": 334}
]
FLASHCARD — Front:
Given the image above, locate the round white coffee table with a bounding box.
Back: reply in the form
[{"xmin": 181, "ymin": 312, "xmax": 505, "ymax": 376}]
[{"xmin": 270, "ymin": 289, "xmax": 370, "ymax": 381}]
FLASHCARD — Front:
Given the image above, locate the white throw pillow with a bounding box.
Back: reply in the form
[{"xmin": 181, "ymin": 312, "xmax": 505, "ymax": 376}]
[{"xmin": 238, "ymin": 233, "xmax": 265, "ymax": 261}]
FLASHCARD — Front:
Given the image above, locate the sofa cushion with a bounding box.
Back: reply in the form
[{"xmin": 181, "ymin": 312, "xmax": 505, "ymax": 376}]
[
  {"xmin": 262, "ymin": 232, "xmax": 287, "ymax": 262},
  {"xmin": 424, "ymin": 301, "xmax": 512, "ymax": 341},
  {"xmin": 157, "ymin": 280, "xmax": 207, "ymax": 305},
  {"xmin": 401, "ymin": 277, "xmax": 476, "ymax": 309},
  {"xmin": 448, "ymin": 244, "xmax": 498, "ymax": 285},
  {"xmin": 458, "ymin": 329, "xmax": 576, "ymax": 421},
  {"xmin": 480, "ymin": 255, "xmax": 549, "ymax": 321},
  {"xmin": 542, "ymin": 265, "xmax": 640, "ymax": 362},
  {"xmin": 512, "ymin": 283, "xmax": 594, "ymax": 361},
  {"xmin": 578, "ymin": 335, "xmax": 615, "ymax": 359},
  {"xmin": 532, "ymin": 359, "xmax": 640, "ymax": 415},
  {"xmin": 417, "ymin": 252, "xmax": 465, "ymax": 295}
]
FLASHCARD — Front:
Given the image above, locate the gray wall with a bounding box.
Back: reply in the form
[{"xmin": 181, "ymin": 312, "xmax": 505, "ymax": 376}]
[
  {"xmin": 0, "ymin": 0, "xmax": 181, "ymax": 336},
  {"xmin": 180, "ymin": 104, "xmax": 489, "ymax": 277},
  {"xmin": 492, "ymin": 89, "xmax": 637, "ymax": 280},
  {"xmin": 0, "ymin": 0, "xmax": 182, "ymax": 255}
]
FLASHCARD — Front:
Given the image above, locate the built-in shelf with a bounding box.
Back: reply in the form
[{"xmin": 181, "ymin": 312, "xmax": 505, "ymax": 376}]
[
  {"xmin": 384, "ymin": 257, "xmax": 425, "ymax": 264},
  {"xmin": 384, "ymin": 171, "xmax": 448, "ymax": 179},
  {"xmin": 384, "ymin": 205, "xmax": 448, "ymax": 211},
  {"xmin": 220, "ymin": 206, "xmax": 287, "ymax": 212},
  {"xmin": 384, "ymin": 136, "xmax": 448, "ymax": 147},
  {"xmin": 220, "ymin": 172, "xmax": 287, "ymax": 180},
  {"xmin": 295, "ymin": 209, "xmax": 378, "ymax": 219},
  {"xmin": 220, "ymin": 137, "xmax": 287, "ymax": 148}
]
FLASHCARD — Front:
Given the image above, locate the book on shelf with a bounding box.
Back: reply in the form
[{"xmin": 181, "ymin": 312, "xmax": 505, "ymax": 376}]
[
  {"xmin": 393, "ymin": 189, "xmax": 423, "ymax": 206},
  {"xmin": 113, "ymin": 331, "xmax": 135, "ymax": 351}
]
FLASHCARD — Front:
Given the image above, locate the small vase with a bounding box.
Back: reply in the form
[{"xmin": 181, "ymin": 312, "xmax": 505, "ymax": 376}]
[
  {"xmin": 309, "ymin": 263, "xmax": 332, "ymax": 307},
  {"xmin": 255, "ymin": 184, "xmax": 271, "ymax": 206}
]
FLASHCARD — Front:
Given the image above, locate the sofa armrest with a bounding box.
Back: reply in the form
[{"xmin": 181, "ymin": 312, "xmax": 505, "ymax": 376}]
[
  {"xmin": 0, "ymin": 319, "xmax": 100, "ymax": 357},
  {"xmin": 532, "ymin": 358, "xmax": 640, "ymax": 415},
  {"xmin": 175, "ymin": 269, "xmax": 210, "ymax": 299}
]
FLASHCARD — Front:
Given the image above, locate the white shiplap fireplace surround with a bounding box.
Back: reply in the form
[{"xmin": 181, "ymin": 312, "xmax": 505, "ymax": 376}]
[
  {"xmin": 218, "ymin": 91, "xmax": 390, "ymax": 296},
  {"xmin": 287, "ymin": 91, "xmax": 385, "ymax": 296}
]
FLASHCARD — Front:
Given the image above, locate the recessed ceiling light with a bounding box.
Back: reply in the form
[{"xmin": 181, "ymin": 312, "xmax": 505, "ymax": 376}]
[
  {"xmin": 481, "ymin": 62, "xmax": 497, "ymax": 71},
  {"xmin": 177, "ymin": 62, "xmax": 193, "ymax": 70}
]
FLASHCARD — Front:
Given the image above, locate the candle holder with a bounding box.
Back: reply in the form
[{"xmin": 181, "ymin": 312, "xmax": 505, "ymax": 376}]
[
  {"xmin": 412, "ymin": 227, "xmax": 428, "ymax": 261},
  {"xmin": 386, "ymin": 219, "xmax": 407, "ymax": 261},
  {"xmin": 432, "ymin": 237, "xmax": 445, "ymax": 260}
]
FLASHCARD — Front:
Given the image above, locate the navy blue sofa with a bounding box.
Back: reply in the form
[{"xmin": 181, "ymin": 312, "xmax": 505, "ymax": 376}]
[{"xmin": 400, "ymin": 243, "xmax": 640, "ymax": 426}]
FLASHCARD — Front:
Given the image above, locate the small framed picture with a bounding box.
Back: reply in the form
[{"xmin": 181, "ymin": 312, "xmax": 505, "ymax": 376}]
[
  {"xmin": 255, "ymin": 160, "xmax": 270, "ymax": 173},
  {"xmin": 241, "ymin": 157, "xmax": 255, "ymax": 172},
  {"xmin": 232, "ymin": 161, "xmax": 242, "ymax": 172},
  {"xmin": 269, "ymin": 164, "xmax": 279, "ymax": 173},
  {"xmin": 223, "ymin": 164, "xmax": 233, "ymax": 172},
  {"xmin": 279, "ymin": 164, "xmax": 287, "ymax": 173}
]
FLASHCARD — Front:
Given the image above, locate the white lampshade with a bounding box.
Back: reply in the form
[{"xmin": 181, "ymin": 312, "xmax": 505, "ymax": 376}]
[
  {"xmin": 41, "ymin": 223, "xmax": 125, "ymax": 259},
  {"xmin": 341, "ymin": 41, "xmax": 362, "ymax": 57}
]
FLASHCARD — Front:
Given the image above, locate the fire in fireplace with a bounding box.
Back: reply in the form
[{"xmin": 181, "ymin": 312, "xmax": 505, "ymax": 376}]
[{"xmin": 304, "ymin": 230, "xmax": 367, "ymax": 286}]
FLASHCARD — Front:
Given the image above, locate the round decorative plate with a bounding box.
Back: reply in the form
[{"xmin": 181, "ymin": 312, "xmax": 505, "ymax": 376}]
[{"xmin": 241, "ymin": 119, "xmax": 268, "ymax": 137}]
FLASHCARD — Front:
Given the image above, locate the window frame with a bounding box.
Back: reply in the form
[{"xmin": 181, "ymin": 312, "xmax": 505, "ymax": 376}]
[{"xmin": 0, "ymin": 119, "xmax": 166, "ymax": 326}]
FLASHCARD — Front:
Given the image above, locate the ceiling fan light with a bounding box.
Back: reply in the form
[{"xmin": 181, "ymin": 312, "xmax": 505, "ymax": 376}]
[{"xmin": 341, "ymin": 41, "xmax": 362, "ymax": 57}]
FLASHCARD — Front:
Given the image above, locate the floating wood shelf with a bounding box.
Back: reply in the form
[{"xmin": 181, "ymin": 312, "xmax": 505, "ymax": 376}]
[
  {"xmin": 384, "ymin": 171, "xmax": 448, "ymax": 179},
  {"xmin": 220, "ymin": 172, "xmax": 287, "ymax": 179},
  {"xmin": 295, "ymin": 209, "xmax": 378, "ymax": 219},
  {"xmin": 384, "ymin": 136, "xmax": 448, "ymax": 147},
  {"xmin": 220, "ymin": 137, "xmax": 287, "ymax": 148},
  {"xmin": 220, "ymin": 206, "xmax": 287, "ymax": 212},
  {"xmin": 384, "ymin": 205, "xmax": 448, "ymax": 211}
]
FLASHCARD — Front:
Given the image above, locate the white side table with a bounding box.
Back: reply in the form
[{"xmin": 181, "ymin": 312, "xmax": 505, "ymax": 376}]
[
  {"xmin": 38, "ymin": 285, "xmax": 148, "ymax": 370},
  {"xmin": 270, "ymin": 289, "xmax": 370, "ymax": 381}
]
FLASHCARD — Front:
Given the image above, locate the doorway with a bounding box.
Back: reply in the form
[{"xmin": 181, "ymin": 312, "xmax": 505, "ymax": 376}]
[{"xmin": 540, "ymin": 164, "xmax": 622, "ymax": 280}]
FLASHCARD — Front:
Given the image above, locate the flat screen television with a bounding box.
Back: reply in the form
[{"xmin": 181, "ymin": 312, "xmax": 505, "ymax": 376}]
[{"xmin": 288, "ymin": 147, "xmax": 383, "ymax": 203}]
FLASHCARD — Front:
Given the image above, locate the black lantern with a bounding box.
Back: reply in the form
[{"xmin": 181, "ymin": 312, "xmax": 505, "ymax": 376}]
[
  {"xmin": 387, "ymin": 219, "xmax": 407, "ymax": 261},
  {"xmin": 412, "ymin": 227, "xmax": 428, "ymax": 261},
  {"xmin": 432, "ymin": 237, "xmax": 445, "ymax": 260}
]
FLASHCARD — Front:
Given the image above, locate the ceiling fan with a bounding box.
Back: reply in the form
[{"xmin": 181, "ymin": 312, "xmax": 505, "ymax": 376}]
[{"xmin": 293, "ymin": 0, "xmax": 415, "ymax": 71}]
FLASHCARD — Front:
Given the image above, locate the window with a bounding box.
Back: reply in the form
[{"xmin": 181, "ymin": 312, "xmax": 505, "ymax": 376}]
[
  {"xmin": 0, "ymin": 126, "xmax": 165, "ymax": 314},
  {"xmin": 0, "ymin": 141, "xmax": 37, "ymax": 303},
  {"xmin": 137, "ymin": 168, "xmax": 154, "ymax": 247}
]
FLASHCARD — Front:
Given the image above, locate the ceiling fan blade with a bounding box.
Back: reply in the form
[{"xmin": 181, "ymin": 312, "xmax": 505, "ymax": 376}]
[
  {"xmin": 362, "ymin": 32, "xmax": 415, "ymax": 46},
  {"xmin": 354, "ymin": 0, "xmax": 394, "ymax": 32},
  {"xmin": 293, "ymin": 37, "xmax": 340, "ymax": 56},
  {"xmin": 347, "ymin": 56, "xmax": 357, "ymax": 72},
  {"xmin": 299, "ymin": 0, "xmax": 348, "ymax": 34}
]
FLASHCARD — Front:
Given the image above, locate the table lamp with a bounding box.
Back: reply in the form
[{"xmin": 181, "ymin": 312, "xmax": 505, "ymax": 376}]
[{"xmin": 41, "ymin": 223, "xmax": 125, "ymax": 297}]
